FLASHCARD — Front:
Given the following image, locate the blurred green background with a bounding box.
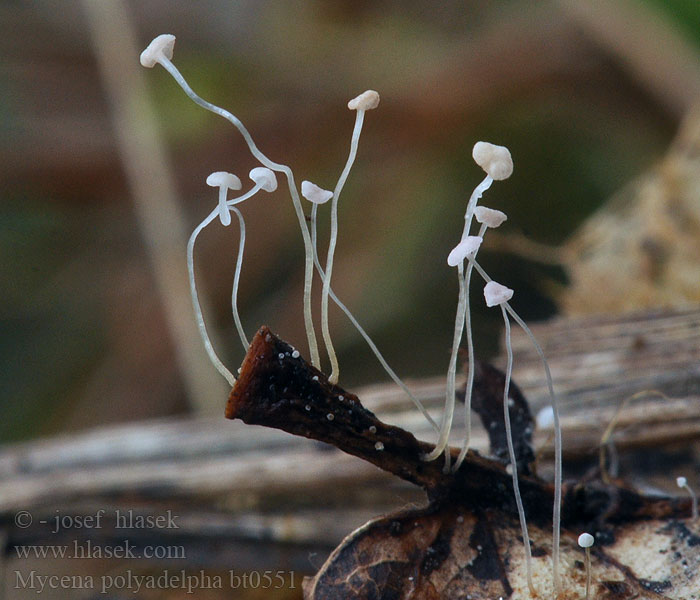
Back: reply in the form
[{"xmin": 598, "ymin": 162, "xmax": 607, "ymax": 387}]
[{"xmin": 2, "ymin": 0, "xmax": 699, "ymax": 442}]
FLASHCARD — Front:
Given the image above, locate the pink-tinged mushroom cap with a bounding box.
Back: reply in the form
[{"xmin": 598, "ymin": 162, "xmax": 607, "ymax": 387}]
[
  {"xmin": 206, "ymin": 171, "xmax": 242, "ymax": 227},
  {"xmin": 472, "ymin": 141, "xmax": 513, "ymax": 180},
  {"xmin": 206, "ymin": 171, "xmax": 242, "ymax": 191},
  {"xmin": 484, "ymin": 280, "xmax": 514, "ymax": 307},
  {"xmin": 140, "ymin": 34, "xmax": 176, "ymax": 68},
  {"xmin": 447, "ymin": 236, "xmax": 482, "ymax": 267},
  {"xmin": 348, "ymin": 90, "xmax": 380, "ymax": 111},
  {"xmin": 301, "ymin": 180, "xmax": 333, "ymax": 204},
  {"xmin": 249, "ymin": 167, "xmax": 277, "ymax": 192},
  {"xmin": 474, "ymin": 206, "xmax": 508, "ymax": 228}
]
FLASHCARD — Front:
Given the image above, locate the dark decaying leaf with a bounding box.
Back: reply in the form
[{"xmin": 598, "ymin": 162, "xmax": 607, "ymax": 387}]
[
  {"xmin": 227, "ymin": 327, "xmax": 699, "ymax": 599},
  {"xmin": 303, "ymin": 503, "xmax": 700, "ymax": 599}
]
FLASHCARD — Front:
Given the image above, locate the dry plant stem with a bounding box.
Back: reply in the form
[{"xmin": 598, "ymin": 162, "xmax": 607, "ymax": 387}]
[
  {"xmin": 226, "ymin": 327, "xmax": 689, "ymax": 524},
  {"xmin": 501, "ymin": 305, "xmax": 535, "ymax": 596},
  {"xmin": 470, "ymin": 258, "xmax": 562, "ymax": 596},
  {"xmin": 310, "ymin": 205, "xmax": 439, "ymax": 431},
  {"xmin": 226, "ymin": 326, "xmax": 552, "ymax": 513},
  {"xmin": 231, "ymin": 207, "xmax": 248, "ymax": 350},
  {"xmin": 187, "ymin": 208, "xmax": 236, "ymax": 387},
  {"xmin": 158, "ymin": 57, "xmax": 321, "ymax": 369},
  {"xmin": 322, "ymin": 110, "xmax": 367, "ymax": 385}
]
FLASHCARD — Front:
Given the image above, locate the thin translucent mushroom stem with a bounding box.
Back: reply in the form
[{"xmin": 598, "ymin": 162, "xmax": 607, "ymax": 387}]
[
  {"xmin": 310, "ymin": 204, "xmax": 439, "ymax": 432},
  {"xmin": 231, "ymin": 206, "xmax": 248, "ymax": 350},
  {"xmin": 322, "ymin": 109, "xmax": 367, "ymax": 385},
  {"xmin": 501, "ymin": 304, "xmax": 535, "ymax": 597},
  {"xmin": 584, "ymin": 546, "xmax": 592, "ymax": 600},
  {"xmin": 454, "ymin": 223, "xmax": 488, "ymax": 472},
  {"xmin": 677, "ymin": 477, "xmax": 699, "ymax": 520},
  {"xmin": 429, "ymin": 185, "xmax": 490, "ymax": 468},
  {"xmin": 187, "ymin": 208, "xmax": 236, "ymax": 387},
  {"xmin": 462, "ymin": 175, "xmax": 493, "ymax": 237},
  {"xmin": 156, "ymin": 57, "xmax": 321, "ymax": 369},
  {"xmin": 187, "ymin": 183, "xmax": 263, "ymax": 384},
  {"xmin": 423, "ymin": 261, "xmax": 467, "ymax": 466},
  {"xmin": 578, "ymin": 533, "xmax": 595, "ymax": 600},
  {"xmin": 470, "ymin": 257, "xmax": 563, "ymax": 596}
]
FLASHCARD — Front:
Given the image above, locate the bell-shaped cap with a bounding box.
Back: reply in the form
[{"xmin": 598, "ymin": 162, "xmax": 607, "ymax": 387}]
[
  {"xmin": 474, "ymin": 206, "xmax": 507, "ymax": 228},
  {"xmin": 249, "ymin": 167, "xmax": 277, "ymax": 192},
  {"xmin": 140, "ymin": 34, "xmax": 176, "ymax": 68},
  {"xmin": 348, "ymin": 90, "xmax": 380, "ymax": 111},
  {"xmin": 472, "ymin": 141, "xmax": 513, "ymax": 180},
  {"xmin": 484, "ymin": 280, "xmax": 514, "ymax": 307},
  {"xmin": 206, "ymin": 171, "xmax": 242, "ymax": 191},
  {"xmin": 301, "ymin": 180, "xmax": 333, "ymax": 204},
  {"xmin": 447, "ymin": 236, "xmax": 482, "ymax": 267}
]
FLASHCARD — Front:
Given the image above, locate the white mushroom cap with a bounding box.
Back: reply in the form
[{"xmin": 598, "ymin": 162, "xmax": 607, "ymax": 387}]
[
  {"xmin": 677, "ymin": 476, "xmax": 688, "ymax": 488},
  {"xmin": 301, "ymin": 180, "xmax": 333, "ymax": 204},
  {"xmin": 206, "ymin": 171, "xmax": 242, "ymax": 191},
  {"xmin": 447, "ymin": 236, "xmax": 482, "ymax": 267},
  {"xmin": 484, "ymin": 280, "xmax": 513, "ymax": 307},
  {"xmin": 472, "ymin": 141, "xmax": 513, "ymax": 180},
  {"xmin": 140, "ymin": 34, "xmax": 176, "ymax": 68},
  {"xmin": 474, "ymin": 206, "xmax": 508, "ymax": 228},
  {"xmin": 206, "ymin": 172, "xmax": 241, "ymax": 227},
  {"xmin": 578, "ymin": 533, "xmax": 594, "ymax": 548},
  {"xmin": 249, "ymin": 167, "xmax": 277, "ymax": 192},
  {"xmin": 348, "ymin": 90, "xmax": 380, "ymax": 111}
]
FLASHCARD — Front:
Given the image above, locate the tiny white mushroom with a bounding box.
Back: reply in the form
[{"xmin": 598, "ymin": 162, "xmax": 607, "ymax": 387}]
[
  {"xmin": 348, "ymin": 90, "xmax": 380, "ymax": 111},
  {"xmin": 447, "ymin": 236, "xmax": 482, "ymax": 267},
  {"xmin": 578, "ymin": 532, "xmax": 595, "ymax": 600},
  {"xmin": 472, "ymin": 141, "xmax": 513, "ymax": 181},
  {"xmin": 301, "ymin": 180, "xmax": 333, "ymax": 205},
  {"xmin": 206, "ymin": 171, "xmax": 242, "ymax": 226},
  {"xmin": 484, "ymin": 281, "xmax": 514, "ymax": 307},
  {"xmin": 139, "ymin": 34, "xmax": 176, "ymax": 68},
  {"xmin": 140, "ymin": 34, "xmax": 321, "ymax": 368},
  {"xmin": 474, "ymin": 206, "xmax": 508, "ymax": 229},
  {"xmin": 249, "ymin": 167, "xmax": 277, "ymax": 192},
  {"xmin": 677, "ymin": 476, "xmax": 698, "ymax": 520}
]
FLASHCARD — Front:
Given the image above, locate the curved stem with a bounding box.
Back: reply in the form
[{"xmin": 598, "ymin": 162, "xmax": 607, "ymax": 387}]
[
  {"xmin": 424, "ymin": 262, "xmax": 466, "ymax": 465},
  {"xmin": 231, "ymin": 207, "xmax": 248, "ymax": 350},
  {"xmin": 187, "ymin": 209, "xmax": 236, "ymax": 387},
  {"xmin": 501, "ymin": 305, "xmax": 535, "ymax": 596},
  {"xmin": 322, "ymin": 110, "xmax": 366, "ymax": 385},
  {"xmin": 217, "ymin": 187, "xmax": 231, "ymax": 226},
  {"xmin": 453, "ymin": 223, "xmax": 488, "ymax": 472},
  {"xmin": 159, "ymin": 57, "xmax": 321, "ymax": 369},
  {"xmin": 311, "ymin": 203, "xmax": 439, "ymax": 431},
  {"xmin": 461, "ymin": 175, "xmax": 493, "ymax": 238},
  {"xmin": 470, "ymin": 258, "xmax": 562, "ymax": 596}
]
